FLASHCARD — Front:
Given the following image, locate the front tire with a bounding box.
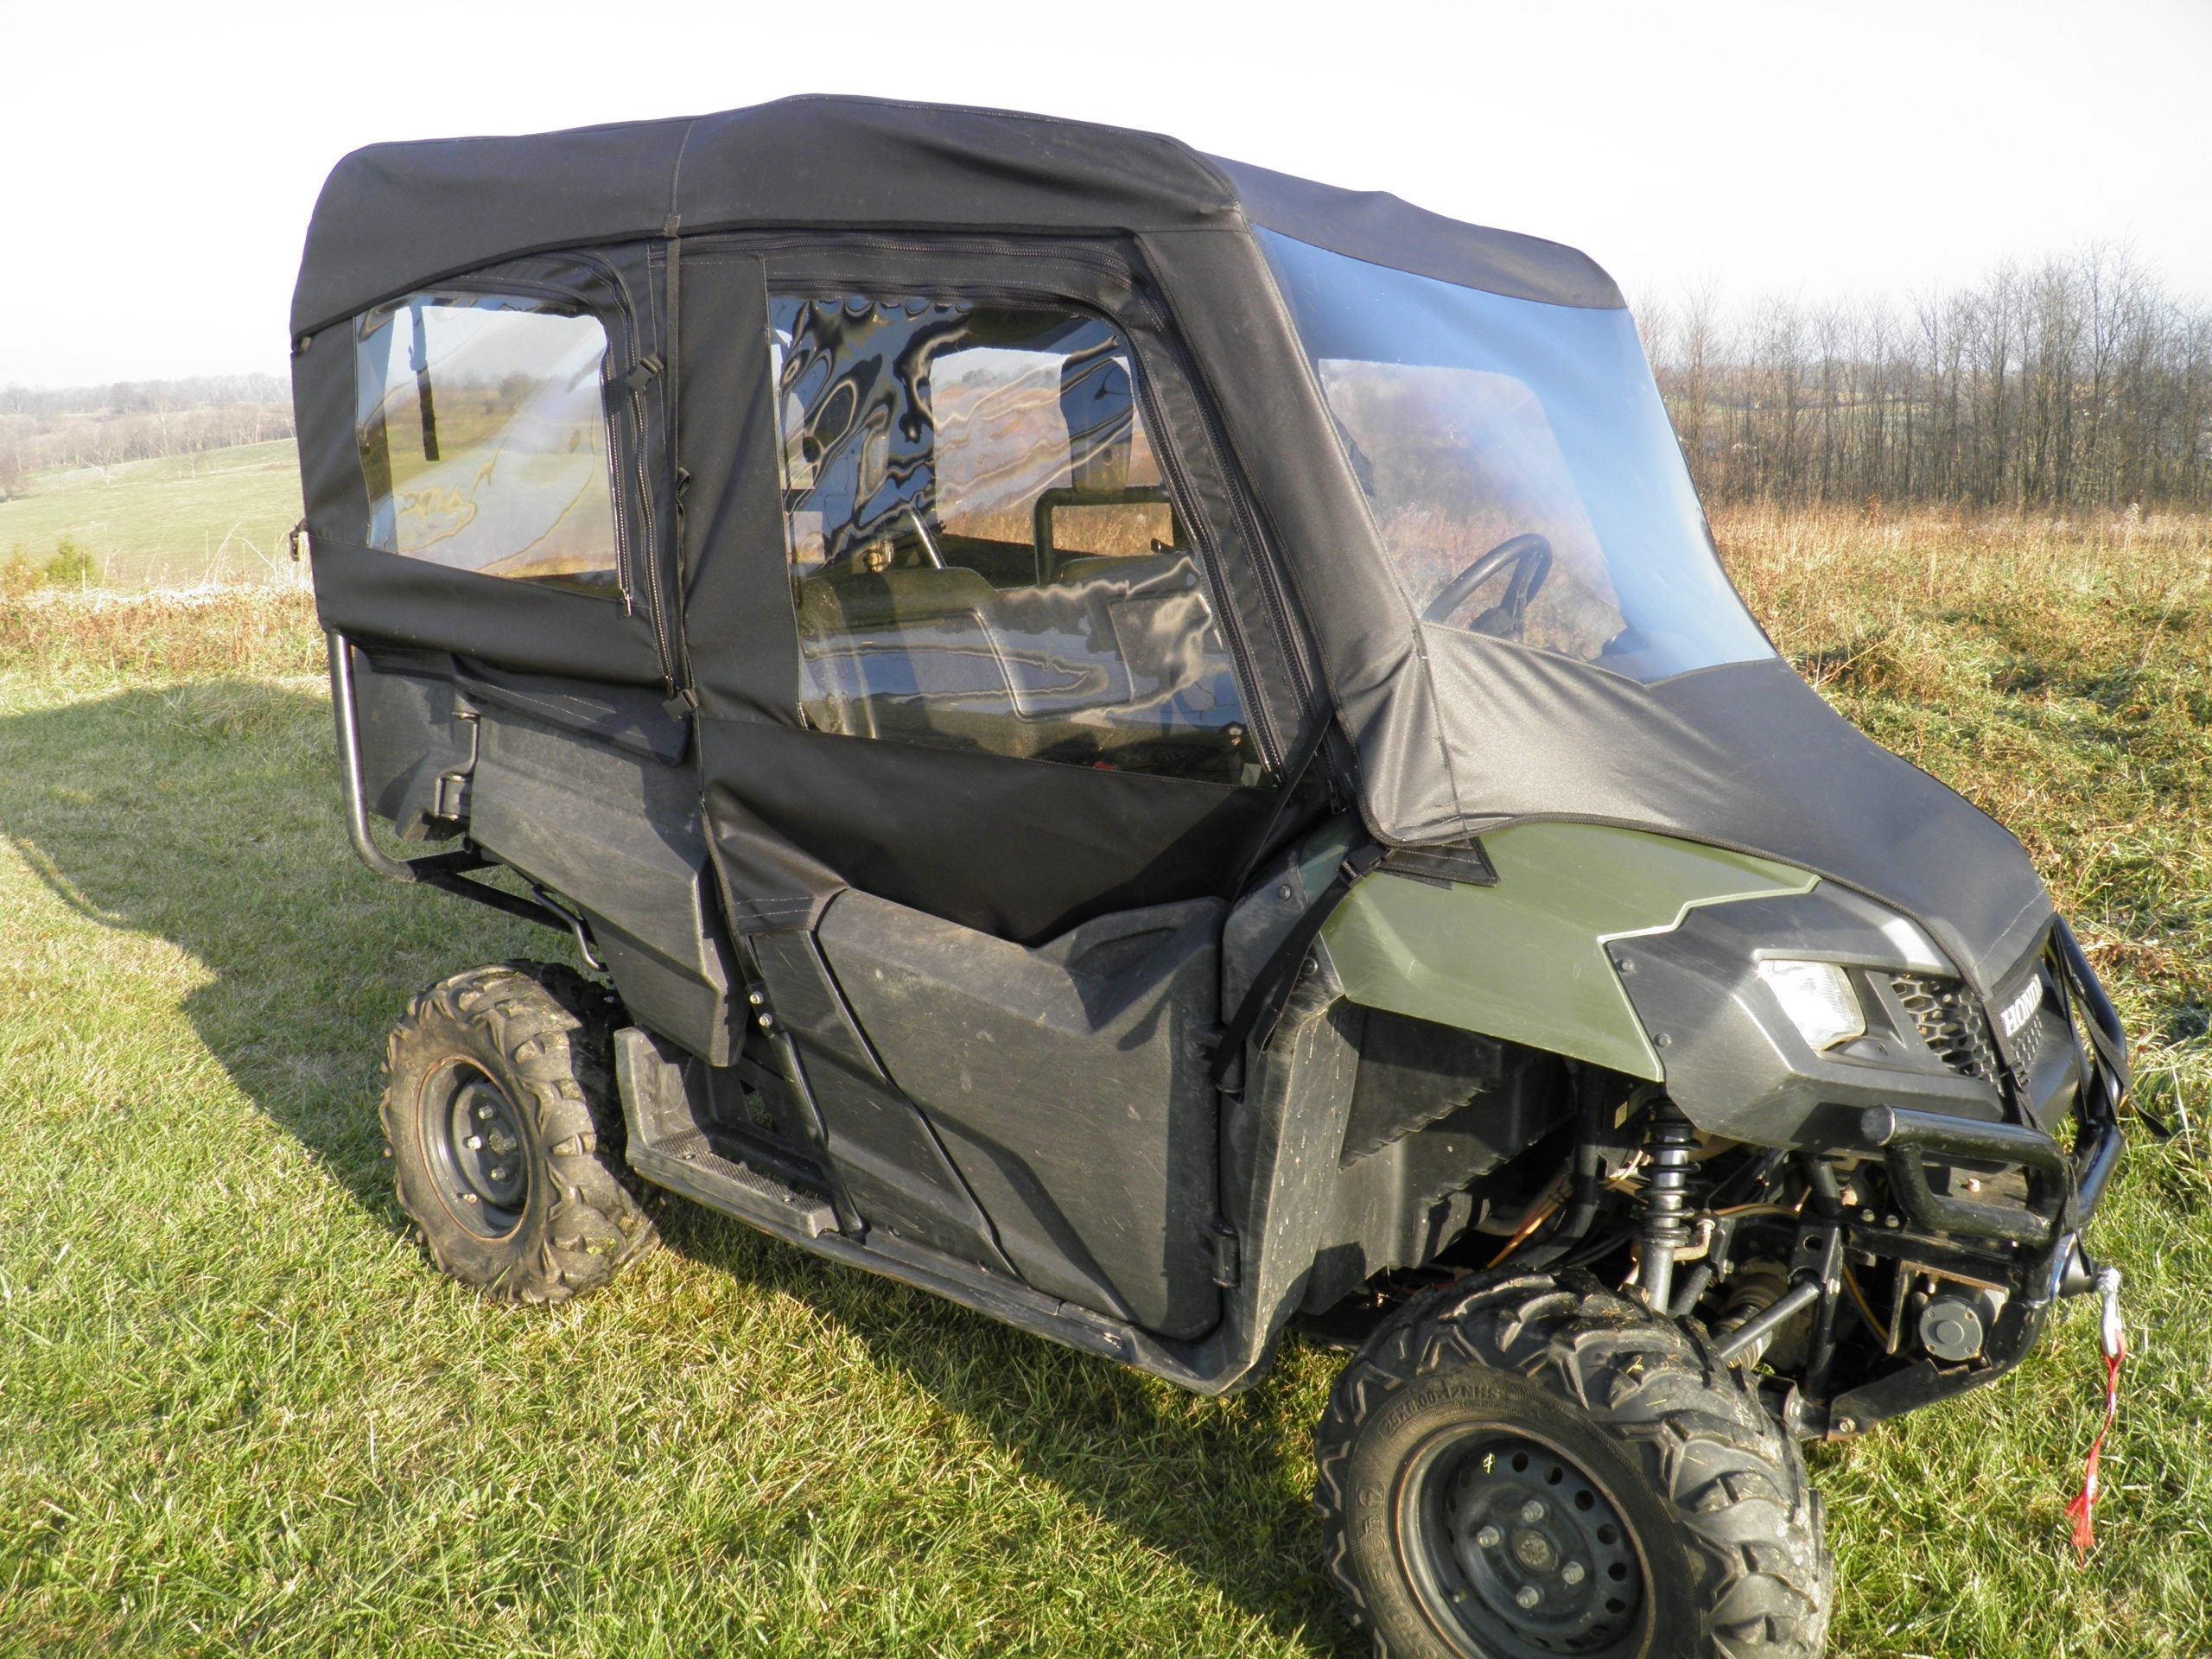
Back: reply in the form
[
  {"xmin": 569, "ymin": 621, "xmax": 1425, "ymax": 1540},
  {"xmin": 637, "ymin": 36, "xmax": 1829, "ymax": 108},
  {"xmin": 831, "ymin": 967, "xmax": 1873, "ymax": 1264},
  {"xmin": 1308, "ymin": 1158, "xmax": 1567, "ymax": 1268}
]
[
  {"xmin": 1316, "ymin": 1271, "xmax": 1831, "ymax": 1659},
  {"xmin": 380, "ymin": 962, "xmax": 657, "ymax": 1304}
]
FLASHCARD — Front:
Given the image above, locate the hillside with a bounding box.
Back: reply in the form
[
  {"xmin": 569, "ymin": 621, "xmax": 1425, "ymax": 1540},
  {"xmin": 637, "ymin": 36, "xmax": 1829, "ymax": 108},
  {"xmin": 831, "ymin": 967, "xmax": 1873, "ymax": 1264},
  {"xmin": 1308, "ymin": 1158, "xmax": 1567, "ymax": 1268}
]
[{"xmin": 0, "ymin": 439, "xmax": 304, "ymax": 588}]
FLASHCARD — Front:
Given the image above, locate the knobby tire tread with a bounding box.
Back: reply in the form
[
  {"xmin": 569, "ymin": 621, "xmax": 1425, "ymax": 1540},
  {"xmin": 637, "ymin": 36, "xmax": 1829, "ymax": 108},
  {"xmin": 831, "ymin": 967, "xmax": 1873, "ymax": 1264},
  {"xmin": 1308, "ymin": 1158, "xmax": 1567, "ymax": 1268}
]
[
  {"xmin": 381, "ymin": 961, "xmax": 658, "ymax": 1305},
  {"xmin": 1315, "ymin": 1270, "xmax": 1832, "ymax": 1659}
]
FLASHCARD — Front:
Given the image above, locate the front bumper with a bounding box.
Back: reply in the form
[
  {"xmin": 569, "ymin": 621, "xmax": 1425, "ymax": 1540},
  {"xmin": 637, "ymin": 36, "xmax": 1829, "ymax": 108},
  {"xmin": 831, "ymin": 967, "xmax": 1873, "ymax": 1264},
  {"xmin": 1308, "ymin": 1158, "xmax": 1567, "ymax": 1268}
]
[
  {"xmin": 1859, "ymin": 917, "xmax": 2125, "ymax": 1254},
  {"xmin": 1822, "ymin": 918, "xmax": 2128, "ymax": 1432},
  {"xmin": 1616, "ymin": 893, "xmax": 2131, "ymax": 1433}
]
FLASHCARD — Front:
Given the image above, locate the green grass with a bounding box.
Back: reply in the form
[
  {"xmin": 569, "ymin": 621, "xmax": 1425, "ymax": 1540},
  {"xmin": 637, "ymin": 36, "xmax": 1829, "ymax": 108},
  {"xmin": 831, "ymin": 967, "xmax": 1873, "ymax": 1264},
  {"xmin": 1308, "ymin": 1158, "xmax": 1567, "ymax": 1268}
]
[
  {"xmin": 1, "ymin": 507, "xmax": 2208, "ymax": 1656},
  {"xmin": 0, "ymin": 441, "xmax": 305, "ymax": 588}
]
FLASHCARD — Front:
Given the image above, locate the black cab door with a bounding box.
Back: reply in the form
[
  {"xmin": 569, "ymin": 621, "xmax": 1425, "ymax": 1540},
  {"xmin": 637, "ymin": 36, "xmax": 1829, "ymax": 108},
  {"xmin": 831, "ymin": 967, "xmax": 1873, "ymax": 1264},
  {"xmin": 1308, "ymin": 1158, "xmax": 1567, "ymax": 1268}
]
[{"xmin": 677, "ymin": 237, "xmax": 1294, "ymax": 1338}]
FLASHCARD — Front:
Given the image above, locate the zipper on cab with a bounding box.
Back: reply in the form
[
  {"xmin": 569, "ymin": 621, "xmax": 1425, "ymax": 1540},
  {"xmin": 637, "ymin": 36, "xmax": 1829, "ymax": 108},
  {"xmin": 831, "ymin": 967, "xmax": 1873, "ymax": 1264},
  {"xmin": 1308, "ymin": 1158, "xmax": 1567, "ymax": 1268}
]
[
  {"xmin": 1142, "ymin": 279, "xmax": 1322, "ymax": 766},
  {"xmin": 571, "ymin": 247, "xmax": 681, "ymax": 695}
]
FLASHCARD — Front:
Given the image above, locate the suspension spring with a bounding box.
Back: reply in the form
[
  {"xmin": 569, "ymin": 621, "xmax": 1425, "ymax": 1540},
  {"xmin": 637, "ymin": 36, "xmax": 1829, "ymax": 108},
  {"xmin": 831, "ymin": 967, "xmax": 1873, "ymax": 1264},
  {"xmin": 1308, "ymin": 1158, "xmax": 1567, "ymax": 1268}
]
[{"xmin": 1637, "ymin": 1102, "xmax": 1699, "ymax": 1314}]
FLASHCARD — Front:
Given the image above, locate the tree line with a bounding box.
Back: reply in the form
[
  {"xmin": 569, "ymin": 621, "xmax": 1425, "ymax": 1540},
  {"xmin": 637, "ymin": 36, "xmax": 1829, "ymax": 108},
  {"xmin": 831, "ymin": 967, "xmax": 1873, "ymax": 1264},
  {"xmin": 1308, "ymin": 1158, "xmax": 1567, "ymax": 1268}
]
[
  {"xmin": 0, "ymin": 374, "xmax": 294, "ymax": 496},
  {"xmin": 1637, "ymin": 247, "xmax": 2212, "ymax": 512},
  {"xmin": 8, "ymin": 259, "xmax": 2209, "ymax": 515}
]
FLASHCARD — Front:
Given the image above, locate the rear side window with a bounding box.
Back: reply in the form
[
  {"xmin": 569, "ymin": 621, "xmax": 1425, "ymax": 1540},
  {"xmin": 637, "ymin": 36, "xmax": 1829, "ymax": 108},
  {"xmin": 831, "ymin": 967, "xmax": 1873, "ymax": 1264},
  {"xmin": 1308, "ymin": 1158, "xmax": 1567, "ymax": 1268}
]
[
  {"xmin": 355, "ymin": 295, "xmax": 620, "ymax": 596},
  {"xmin": 768, "ymin": 292, "xmax": 1255, "ymax": 784}
]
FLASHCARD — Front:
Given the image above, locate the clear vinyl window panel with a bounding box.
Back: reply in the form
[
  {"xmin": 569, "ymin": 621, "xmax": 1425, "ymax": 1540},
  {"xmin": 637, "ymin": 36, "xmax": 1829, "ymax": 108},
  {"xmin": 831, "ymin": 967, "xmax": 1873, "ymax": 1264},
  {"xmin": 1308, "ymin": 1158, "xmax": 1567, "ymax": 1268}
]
[
  {"xmin": 355, "ymin": 294, "xmax": 620, "ymax": 596},
  {"xmin": 1258, "ymin": 231, "xmax": 1775, "ymax": 683},
  {"xmin": 768, "ymin": 292, "xmax": 1255, "ymax": 783}
]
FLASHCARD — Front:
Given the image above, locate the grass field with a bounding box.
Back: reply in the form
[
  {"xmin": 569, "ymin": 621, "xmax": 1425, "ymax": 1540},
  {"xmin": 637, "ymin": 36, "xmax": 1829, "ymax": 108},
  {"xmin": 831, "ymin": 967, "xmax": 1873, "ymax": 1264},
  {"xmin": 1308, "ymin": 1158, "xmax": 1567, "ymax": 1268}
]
[
  {"xmin": 0, "ymin": 441, "xmax": 304, "ymax": 588},
  {"xmin": 0, "ymin": 493, "xmax": 2207, "ymax": 1656}
]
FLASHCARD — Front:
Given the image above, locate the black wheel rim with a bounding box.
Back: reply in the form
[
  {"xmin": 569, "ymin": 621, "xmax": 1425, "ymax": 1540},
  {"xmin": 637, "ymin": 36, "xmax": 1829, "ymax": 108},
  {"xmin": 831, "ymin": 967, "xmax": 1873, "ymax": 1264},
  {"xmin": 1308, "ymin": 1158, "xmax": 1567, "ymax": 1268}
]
[
  {"xmin": 422, "ymin": 1061, "xmax": 531, "ymax": 1239},
  {"xmin": 1399, "ymin": 1428, "xmax": 1647, "ymax": 1658}
]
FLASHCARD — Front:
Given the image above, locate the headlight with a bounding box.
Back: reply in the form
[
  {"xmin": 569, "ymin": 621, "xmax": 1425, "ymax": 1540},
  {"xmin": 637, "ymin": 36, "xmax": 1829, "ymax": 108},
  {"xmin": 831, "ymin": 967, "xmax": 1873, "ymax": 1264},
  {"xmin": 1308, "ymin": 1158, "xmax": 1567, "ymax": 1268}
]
[{"xmin": 1757, "ymin": 958, "xmax": 1866, "ymax": 1051}]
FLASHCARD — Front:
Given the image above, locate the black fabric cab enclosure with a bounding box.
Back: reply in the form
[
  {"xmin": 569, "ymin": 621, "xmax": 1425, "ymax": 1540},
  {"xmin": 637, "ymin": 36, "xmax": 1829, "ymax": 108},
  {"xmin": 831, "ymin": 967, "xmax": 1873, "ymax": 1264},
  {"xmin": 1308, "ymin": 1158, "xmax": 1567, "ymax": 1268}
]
[
  {"xmin": 293, "ymin": 92, "xmax": 2048, "ymax": 1000},
  {"xmin": 292, "ymin": 95, "xmax": 2059, "ymax": 1370}
]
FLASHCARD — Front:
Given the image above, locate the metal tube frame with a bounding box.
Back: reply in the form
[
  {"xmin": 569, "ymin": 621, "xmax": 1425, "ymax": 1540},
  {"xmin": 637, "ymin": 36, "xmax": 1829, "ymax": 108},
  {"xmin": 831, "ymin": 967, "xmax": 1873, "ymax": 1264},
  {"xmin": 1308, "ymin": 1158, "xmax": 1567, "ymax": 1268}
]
[{"xmin": 327, "ymin": 628, "xmax": 575, "ymax": 936}]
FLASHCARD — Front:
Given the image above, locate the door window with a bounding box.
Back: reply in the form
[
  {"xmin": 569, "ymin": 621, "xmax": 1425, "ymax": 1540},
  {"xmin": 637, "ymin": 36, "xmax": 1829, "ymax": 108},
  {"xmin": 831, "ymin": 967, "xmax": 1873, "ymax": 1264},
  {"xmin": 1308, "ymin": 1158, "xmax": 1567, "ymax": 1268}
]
[
  {"xmin": 355, "ymin": 294, "xmax": 620, "ymax": 596},
  {"xmin": 769, "ymin": 293, "xmax": 1255, "ymax": 784}
]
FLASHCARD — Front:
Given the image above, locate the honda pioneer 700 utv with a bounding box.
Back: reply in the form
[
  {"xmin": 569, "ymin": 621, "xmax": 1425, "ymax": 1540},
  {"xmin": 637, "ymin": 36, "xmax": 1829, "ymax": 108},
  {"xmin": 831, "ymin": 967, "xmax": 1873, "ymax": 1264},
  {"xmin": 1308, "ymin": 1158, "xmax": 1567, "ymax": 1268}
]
[{"xmin": 290, "ymin": 97, "xmax": 2131, "ymax": 1658}]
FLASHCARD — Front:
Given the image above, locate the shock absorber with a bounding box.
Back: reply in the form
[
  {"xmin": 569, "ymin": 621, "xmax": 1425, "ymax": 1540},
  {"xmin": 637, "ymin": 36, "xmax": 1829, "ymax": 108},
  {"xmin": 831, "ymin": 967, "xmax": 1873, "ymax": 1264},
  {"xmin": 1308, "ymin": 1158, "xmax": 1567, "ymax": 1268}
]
[{"xmin": 1637, "ymin": 1100, "xmax": 1698, "ymax": 1315}]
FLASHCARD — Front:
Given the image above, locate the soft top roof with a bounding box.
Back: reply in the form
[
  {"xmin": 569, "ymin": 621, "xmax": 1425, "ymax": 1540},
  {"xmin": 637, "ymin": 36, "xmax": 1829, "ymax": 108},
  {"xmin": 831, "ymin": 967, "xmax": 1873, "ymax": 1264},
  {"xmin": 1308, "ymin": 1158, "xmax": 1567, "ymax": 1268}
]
[{"xmin": 291, "ymin": 94, "xmax": 1622, "ymax": 336}]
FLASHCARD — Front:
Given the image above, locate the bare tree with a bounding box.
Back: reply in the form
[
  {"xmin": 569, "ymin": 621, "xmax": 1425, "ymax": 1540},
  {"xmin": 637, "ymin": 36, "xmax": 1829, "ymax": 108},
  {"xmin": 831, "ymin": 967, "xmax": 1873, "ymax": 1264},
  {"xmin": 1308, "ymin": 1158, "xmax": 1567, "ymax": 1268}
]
[{"xmin": 1643, "ymin": 250, "xmax": 2212, "ymax": 512}]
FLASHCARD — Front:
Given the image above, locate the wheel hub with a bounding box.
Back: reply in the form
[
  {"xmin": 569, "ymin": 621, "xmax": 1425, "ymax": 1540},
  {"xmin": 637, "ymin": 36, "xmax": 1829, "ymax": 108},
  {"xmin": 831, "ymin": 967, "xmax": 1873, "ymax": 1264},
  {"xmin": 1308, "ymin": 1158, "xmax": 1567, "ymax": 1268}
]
[
  {"xmin": 424, "ymin": 1064, "xmax": 531, "ymax": 1238},
  {"xmin": 1409, "ymin": 1432, "xmax": 1643, "ymax": 1657}
]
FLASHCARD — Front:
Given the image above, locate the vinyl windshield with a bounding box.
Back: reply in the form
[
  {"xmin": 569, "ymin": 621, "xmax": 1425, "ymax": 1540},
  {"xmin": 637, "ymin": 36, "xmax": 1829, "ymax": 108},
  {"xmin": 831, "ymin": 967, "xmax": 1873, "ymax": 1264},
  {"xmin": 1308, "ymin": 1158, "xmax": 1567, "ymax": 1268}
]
[{"xmin": 1258, "ymin": 231, "xmax": 1773, "ymax": 683}]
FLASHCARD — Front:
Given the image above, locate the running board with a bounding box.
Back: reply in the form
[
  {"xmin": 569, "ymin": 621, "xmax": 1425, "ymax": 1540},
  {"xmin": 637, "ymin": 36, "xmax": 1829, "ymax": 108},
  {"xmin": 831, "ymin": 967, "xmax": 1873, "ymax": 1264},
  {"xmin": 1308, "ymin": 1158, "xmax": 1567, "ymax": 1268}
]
[
  {"xmin": 613, "ymin": 1027, "xmax": 838, "ymax": 1238},
  {"xmin": 627, "ymin": 1128, "xmax": 838, "ymax": 1239}
]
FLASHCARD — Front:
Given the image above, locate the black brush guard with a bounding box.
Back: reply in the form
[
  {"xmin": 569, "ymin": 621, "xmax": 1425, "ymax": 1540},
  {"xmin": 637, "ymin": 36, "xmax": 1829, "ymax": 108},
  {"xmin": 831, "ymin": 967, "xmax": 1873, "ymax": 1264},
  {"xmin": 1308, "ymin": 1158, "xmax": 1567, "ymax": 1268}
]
[
  {"xmin": 1819, "ymin": 919, "xmax": 2129, "ymax": 1432},
  {"xmin": 1860, "ymin": 918, "xmax": 2125, "ymax": 1252}
]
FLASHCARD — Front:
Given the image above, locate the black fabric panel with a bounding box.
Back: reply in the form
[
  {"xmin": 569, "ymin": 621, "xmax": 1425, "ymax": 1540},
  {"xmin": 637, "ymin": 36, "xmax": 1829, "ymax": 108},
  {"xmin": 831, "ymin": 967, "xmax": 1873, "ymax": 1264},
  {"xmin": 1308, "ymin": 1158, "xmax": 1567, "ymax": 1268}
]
[
  {"xmin": 454, "ymin": 662, "xmax": 688, "ymax": 763},
  {"xmin": 294, "ymin": 116, "xmax": 693, "ymax": 340},
  {"xmin": 1419, "ymin": 645, "xmax": 2053, "ymax": 994},
  {"xmin": 698, "ymin": 716, "xmax": 1277, "ymax": 946},
  {"xmin": 296, "ymin": 244, "xmax": 674, "ymax": 692},
  {"xmin": 677, "ymin": 250, "xmax": 804, "ymax": 726},
  {"xmin": 674, "ymin": 99, "xmax": 1237, "ymax": 242},
  {"xmin": 312, "ymin": 537, "xmax": 663, "ymax": 685},
  {"xmin": 1140, "ymin": 228, "xmax": 1454, "ymax": 824},
  {"xmin": 596, "ymin": 241, "xmax": 681, "ymax": 673},
  {"xmin": 292, "ymin": 96, "xmax": 1620, "ymax": 337},
  {"xmin": 290, "ymin": 324, "xmax": 370, "ymax": 546},
  {"xmin": 1207, "ymin": 156, "xmax": 1623, "ymax": 308},
  {"xmin": 293, "ymin": 98, "xmax": 1240, "ymax": 336},
  {"xmin": 1119, "ymin": 253, "xmax": 1313, "ymax": 767}
]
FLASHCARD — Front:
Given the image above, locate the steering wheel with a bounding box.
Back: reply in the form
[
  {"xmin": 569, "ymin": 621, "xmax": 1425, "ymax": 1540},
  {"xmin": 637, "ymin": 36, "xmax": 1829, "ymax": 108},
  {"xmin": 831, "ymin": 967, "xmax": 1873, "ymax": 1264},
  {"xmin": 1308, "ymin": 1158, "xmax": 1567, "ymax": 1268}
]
[{"xmin": 1420, "ymin": 532, "xmax": 1554, "ymax": 632}]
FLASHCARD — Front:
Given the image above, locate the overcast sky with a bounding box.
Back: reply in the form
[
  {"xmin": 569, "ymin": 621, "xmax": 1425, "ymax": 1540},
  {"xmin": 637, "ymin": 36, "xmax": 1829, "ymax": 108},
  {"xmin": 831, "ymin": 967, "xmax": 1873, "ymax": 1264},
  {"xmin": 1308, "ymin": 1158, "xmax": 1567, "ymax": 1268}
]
[{"xmin": 3, "ymin": 0, "xmax": 2206, "ymax": 387}]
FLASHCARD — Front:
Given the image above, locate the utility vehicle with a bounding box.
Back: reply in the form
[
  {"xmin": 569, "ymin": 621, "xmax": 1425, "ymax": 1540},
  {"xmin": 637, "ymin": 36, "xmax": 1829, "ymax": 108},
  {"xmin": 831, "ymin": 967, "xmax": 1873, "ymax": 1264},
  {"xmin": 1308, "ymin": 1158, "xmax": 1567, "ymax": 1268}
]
[{"xmin": 291, "ymin": 97, "xmax": 2132, "ymax": 1658}]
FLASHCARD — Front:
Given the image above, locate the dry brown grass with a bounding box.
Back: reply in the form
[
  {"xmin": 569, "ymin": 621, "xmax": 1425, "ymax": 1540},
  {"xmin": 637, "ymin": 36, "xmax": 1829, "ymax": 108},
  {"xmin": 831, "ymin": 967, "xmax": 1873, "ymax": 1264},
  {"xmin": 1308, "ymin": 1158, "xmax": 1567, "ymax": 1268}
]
[
  {"xmin": 1719, "ymin": 501, "xmax": 2212, "ymax": 676},
  {"xmin": 1716, "ymin": 503, "xmax": 2212, "ymax": 1054},
  {"xmin": 0, "ymin": 584, "xmax": 322, "ymax": 687}
]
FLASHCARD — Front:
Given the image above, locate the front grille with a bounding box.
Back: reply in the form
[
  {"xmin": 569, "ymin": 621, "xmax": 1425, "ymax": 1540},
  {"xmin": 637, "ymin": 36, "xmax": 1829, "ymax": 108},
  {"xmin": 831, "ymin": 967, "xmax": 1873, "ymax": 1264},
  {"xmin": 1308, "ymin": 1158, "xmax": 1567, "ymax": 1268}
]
[
  {"xmin": 1890, "ymin": 972, "xmax": 2005, "ymax": 1083},
  {"xmin": 2009, "ymin": 994, "xmax": 2047, "ymax": 1075}
]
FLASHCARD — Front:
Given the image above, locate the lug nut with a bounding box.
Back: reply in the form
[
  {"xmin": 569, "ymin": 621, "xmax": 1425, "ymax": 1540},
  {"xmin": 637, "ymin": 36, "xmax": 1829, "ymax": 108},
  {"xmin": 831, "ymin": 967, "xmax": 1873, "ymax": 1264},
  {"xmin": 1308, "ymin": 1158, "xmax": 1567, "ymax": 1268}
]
[
  {"xmin": 1561, "ymin": 1561, "xmax": 1586, "ymax": 1586},
  {"xmin": 1520, "ymin": 1500, "xmax": 1545, "ymax": 1523},
  {"xmin": 1516, "ymin": 1586, "xmax": 1541, "ymax": 1610},
  {"xmin": 1475, "ymin": 1524, "xmax": 1502, "ymax": 1548},
  {"xmin": 489, "ymin": 1166, "xmax": 508, "ymax": 1181},
  {"xmin": 459, "ymin": 1192, "xmax": 479, "ymax": 1205},
  {"xmin": 465, "ymin": 1135, "xmax": 484, "ymax": 1150},
  {"xmin": 475, "ymin": 1103, "xmax": 494, "ymax": 1121}
]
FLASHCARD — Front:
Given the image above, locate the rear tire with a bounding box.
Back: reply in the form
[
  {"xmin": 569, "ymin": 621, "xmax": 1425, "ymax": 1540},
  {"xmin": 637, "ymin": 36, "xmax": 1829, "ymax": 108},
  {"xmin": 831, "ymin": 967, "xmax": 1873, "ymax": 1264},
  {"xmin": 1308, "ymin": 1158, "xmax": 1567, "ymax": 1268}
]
[
  {"xmin": 380, "ymin": 962, "xmax": 657, "ymax": 1303},
  {"xmin": 1316, "ymin": 1270, "xmax": 1831, "ymax": 1659}
]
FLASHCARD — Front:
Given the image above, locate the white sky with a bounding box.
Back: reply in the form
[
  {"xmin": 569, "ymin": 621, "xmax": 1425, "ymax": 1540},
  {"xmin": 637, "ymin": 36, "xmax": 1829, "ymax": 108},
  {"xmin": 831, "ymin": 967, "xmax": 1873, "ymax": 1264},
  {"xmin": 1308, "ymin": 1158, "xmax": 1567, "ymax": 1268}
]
[{"xmin": 3, "ymin": 0, "xmax": 2206, "ymax": 387}]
